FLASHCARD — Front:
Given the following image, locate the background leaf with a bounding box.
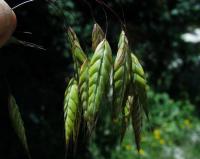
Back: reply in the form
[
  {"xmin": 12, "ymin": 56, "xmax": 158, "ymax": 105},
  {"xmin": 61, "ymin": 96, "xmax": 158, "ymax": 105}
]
[{"xmin": 8, "ymin": 94, "xmax": 31, "ymax": 159}]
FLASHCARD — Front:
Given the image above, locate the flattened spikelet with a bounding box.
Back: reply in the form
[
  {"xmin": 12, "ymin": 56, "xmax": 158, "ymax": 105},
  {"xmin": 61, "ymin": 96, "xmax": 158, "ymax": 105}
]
[
  {"xmin": 68, "ymin": 27, "xmax": 87, "ymax": 65},
  {"xmin": 128, "ymin": 52, "xmax": 148, "ymax": 150},
  {"xmin": 8, "ymin": 95, "xmax": 31, "ymax": 159},
  {"xmin": 64, "ymin": 78, "xmax": 79, "ymax": 145},
  {"xmin": 120, "ymin": 96, "xmax": 131, "ymax": 142},
  {"xmin": 131, "ymin": 53, "xmax": 145, "ymax": 78},
  {"xmin": 92, "ymin": 23, "xmax": 105, "ymax": 51},
  {"xmin": 86, "ymin": 39, "xmax": 112, "ymax": 128},
  {"xmin": 113, "ymin": 31, "xmax": 129, "ymax": 120},
  {"xmin": 131, "ymin": 52, "xmax": 148, "ymax": 118},
  {"xmin": 79, "ymin": 60, "xmax": 89, "ymax": 120},
  {"xmin": 131, "ymin": 95, "xmax": 142, "ymax": 151}
]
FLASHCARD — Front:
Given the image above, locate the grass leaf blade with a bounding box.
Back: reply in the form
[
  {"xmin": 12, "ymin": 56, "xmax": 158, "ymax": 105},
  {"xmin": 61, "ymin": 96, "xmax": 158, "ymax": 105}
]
[{"xmin": 8, "ymin": 95, "xmax": 31, "ymax": 159}]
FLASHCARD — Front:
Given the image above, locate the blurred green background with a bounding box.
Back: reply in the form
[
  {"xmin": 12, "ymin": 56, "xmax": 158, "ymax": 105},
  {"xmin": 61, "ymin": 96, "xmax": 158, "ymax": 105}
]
[{"xmin": 0, "ymin": 0, "xmax": 200, "ymax": 159}]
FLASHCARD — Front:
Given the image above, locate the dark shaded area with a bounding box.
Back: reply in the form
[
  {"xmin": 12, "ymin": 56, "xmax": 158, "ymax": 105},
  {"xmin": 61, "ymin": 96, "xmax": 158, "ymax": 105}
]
[{"xmin": 0, "ymin": 0, "xmax": 200, "ymax": 159}]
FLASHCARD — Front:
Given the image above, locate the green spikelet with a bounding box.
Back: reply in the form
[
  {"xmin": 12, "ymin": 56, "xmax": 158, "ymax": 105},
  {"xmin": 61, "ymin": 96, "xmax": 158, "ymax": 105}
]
[
  {"xmin": 64, "ymin": 78, "xmax": 79, "ymax": 145},
  {"xmin": 86, "ymin": 39, "xmax": 112, "ymax": 128},
  {"xmin": 68, "ymin": 27, "xmax": 87, "ymax": 65},
  {"xmin": 130, "ymin": 95, "xmax": 142, "ymax": 151},
  {"xmin": 118, "ymin": 31, "xmax": 126, "ymax": 48},
  {"xmin": 131, "ymin": 53, "xmax": 145, "ymax": 78},
  {"xmin": 120, "ymin": 96, "xmax": 131, "ymax": 142},
  {"xmin": 8, "ymin": 95, "xmax": 31, "ymax": 159},
  {"xmin": 79, "ymin": 60, "xmax": 89, "ymax": 120},
  {"xmin": 113, "ymin": 31, "xmax": 129, "ymax": 121},
  {"xmin": 92, "ymin": 23, "xmax": 105, "ymax": 51},
  {"xmin": 131, "ymin": 53, "xmax": 148, "ymax": 118},
  {"xmin": 129, "ymin": 52, "xmax": 148, "ymax": 150}
]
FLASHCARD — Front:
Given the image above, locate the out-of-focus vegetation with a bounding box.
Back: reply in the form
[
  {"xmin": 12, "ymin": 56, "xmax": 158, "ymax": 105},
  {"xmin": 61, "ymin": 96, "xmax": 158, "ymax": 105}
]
[
  {"xmin": 87, "ymin": 91, "xmax": 200, "ymax": 159},
  {"xmin": 90, "ymin": 90, "xmax": 200, "ymax": 159},
  {"xmin": 0, "ymin": 0, "xmax": 200, "ymax": 159}
]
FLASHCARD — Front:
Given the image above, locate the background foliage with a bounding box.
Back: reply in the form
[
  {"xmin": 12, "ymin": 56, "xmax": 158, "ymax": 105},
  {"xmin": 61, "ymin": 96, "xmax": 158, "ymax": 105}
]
[{"xmin": 0, "ymin": 0, "xmax": 200, "ymax": 159}]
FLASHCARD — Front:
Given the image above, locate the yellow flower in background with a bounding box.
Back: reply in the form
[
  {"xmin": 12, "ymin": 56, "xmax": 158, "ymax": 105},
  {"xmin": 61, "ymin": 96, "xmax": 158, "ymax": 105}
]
[
  {"xmin": 159, "ymin": 139, "xmax": 165, "ymax": 145},
  {"xmin": 184, "ymin": 119, "xmax": 191, "ymax": 128},
  {"xmin": 125, "ymin": 144, "xmax": 132, "ymax": 151},
  {"xmin": 153, "ymin": 129, "xmax": 166, "ymax": 145},
  {"xmin": 153, "ymin": 129, "xmax": 161, "ymax": 140},
  {"xmin": 139, "ymin": 149, "xmax": 145, "ymax": 156}
]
